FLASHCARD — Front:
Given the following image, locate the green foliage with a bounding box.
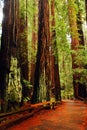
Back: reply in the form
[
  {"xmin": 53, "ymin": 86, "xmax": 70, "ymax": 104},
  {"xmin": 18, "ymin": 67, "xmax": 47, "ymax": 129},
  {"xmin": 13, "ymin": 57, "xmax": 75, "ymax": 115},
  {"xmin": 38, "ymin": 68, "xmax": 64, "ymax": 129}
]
[
  {"xmin": 22, "ymin": 79, "xmax": 32, "ymax": 102},
  {"xmin": 23, "ymin": 97, "xmax": 30, "ymax": 102},
  {"xmin": 72, "ymin": 46, "xmax": 87, "ymax": 85},
  {"xmin": 55, "ymin": 0, "xmax": 73, "ymax": 98},
  {"xmin": 22, "ymin": 79, "xmax": 32, "ymax": 89},
  {"xmin": 18, "ymin": 0, "xmax": 86, "ymax": 100},
  {"xmin": 76, "ymin": 0, "xmax": 85, "ymax": 19},
  {"xmin": 74, "ymin": 46, "xmax": 87, "ymax": 66},
  {"xmin": 61, "ymin": 89, "xmax": 74, "ymax": 99},
  {"xmin": 8, "ymin": 90, "xmax": 19, "ymax": 102}
]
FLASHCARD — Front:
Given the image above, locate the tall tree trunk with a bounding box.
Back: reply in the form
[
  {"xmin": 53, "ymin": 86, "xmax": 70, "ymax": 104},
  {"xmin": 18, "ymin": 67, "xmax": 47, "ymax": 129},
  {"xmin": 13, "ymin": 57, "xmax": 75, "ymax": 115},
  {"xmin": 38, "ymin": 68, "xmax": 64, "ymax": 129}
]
[
  {"xmin": 30, "ymin": 1, "xmax": 37, "ymax": 87},
  {"xmin": 0, "ymin": 0, "xmax": 11, "ymax": 112},
  {"xmin": 76, "ymin": 0, "xmax": 84, "ymax": 45},
  {"xmin": 31, "ymin": 0, "xmax": 50, "ymax": 103},
  {"xmin": 85, "ymin": 0, "xmax": 87, "ymax": 23},
  {"xmin": 18, "ymin": 0, "xmax": 29, "ymax": 81},
  {"xmin": 18, "ymin": 0, "xmax": 29, "ymax": 99},
  {"xmin": 51, "ymin": 0, "xmax": 61, "ymax": 101},
  {"xmin": 0, "ymin": 0, "xmax": 22, "ymax": 112},
  {"xmin": 67, "ymin": 0, "xmax": 79, "ymax": 98}
]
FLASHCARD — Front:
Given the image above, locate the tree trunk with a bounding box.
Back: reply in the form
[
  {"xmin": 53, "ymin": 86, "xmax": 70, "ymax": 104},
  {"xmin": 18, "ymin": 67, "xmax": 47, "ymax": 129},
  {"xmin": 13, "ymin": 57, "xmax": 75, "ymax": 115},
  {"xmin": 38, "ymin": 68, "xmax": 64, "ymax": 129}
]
[
  {"xmin": 0, "ymin": 0, "xmax": 11, "ymax": 112},
  {"xmin": 85, "ymin": 0, "xmax": 87, "ymax": 23},
  {"xmin": 31, "ymin": 0, "xmax": 50, "ymax": 103},
  {"xmin": 67, "ymin": 0, "xmax": 79, "ymax": 98},
  {"xmin": 0, "ymin": 0, "xmax": 22, "ymax": 112},
  {"xmin": 30, "ymin": 1, "xmax": 37, "ymax": 87},
  {"xmin": 18, "ymin": 0, "xmax": 29, "ymax": 100},
  {"xmin": 76, "ymin": 0, "xmax": 84, "ymax": 45},
  {"xmin": 51, "ymin": 0, "xmax": 61, "ymax": 102},
  {"xmin": 18, "ymin": 0, "xmax": 29, "ymax": 81}
]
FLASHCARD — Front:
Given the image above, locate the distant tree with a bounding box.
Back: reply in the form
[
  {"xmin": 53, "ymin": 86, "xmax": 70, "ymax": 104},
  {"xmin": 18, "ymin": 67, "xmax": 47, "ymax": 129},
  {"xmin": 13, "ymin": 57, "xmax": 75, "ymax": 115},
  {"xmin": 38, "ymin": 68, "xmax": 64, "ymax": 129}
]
[
  {"xmin": 68, "ymin": 0, "xmax": 87, "ymax": 99},
  {"xmin": 51, "ymin": 0, "xmax": 61, "ymax": 101},
  {"xmin": 76, "ymin": 0, "xmax": 84, "ymax": 45},
  {"xmin": 18, "ymin": 0, "xmax": 29, "ymax": 81},
  {"xmin": 67, "ymin": 0, "xmax": 80, "ymax": 98},
  {"xmin": 18, "ymin": 0, "xmax": 30, "ymax": 101},
  {"xmin": 30, "ymin": 0, "xmax": 37, "ymax": 87}
]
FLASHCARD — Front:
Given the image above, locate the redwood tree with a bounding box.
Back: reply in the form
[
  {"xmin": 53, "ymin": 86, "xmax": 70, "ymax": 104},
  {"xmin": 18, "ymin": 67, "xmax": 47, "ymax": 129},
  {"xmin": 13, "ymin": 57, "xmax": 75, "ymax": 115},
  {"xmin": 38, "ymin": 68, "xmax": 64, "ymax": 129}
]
[
  {"xmin": 76, "ymin": 0, "xmax": 84, "ymax": 45},
  {"xmin": 51, "ymin": 0, "xmax": 61, "ymax": 101},
  {"xmin": 32, "ymin": 0, "xmax": 50, "ymax": 103},
  {"xmin": 67, "ymin": 0, "xmax": 79, "ymax": 98},
  {"xmin": 68, "ymin": 0, "xmax": 86, "ymax": 99},
  {"xmin": 18, "ymin": 0, "xmax": 29, "ymax": 81},
  {"xmin": 30, "ymin": 0, "xmax": 37, "ymax": 87},
  {"xmin": 0, "ymin": 0, "xmax": 20, "ymax": 112},
  {"xmin": 18, "ymin": 0, "xmax": 29, "ymax": 99}
]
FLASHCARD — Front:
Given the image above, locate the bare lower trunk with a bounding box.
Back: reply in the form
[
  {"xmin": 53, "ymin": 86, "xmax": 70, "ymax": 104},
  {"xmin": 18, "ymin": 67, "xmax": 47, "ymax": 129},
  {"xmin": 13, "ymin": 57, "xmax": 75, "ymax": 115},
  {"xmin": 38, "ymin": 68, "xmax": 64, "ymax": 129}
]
[
  {"xmin": 31, "ymin": 0, "xmax": 50, "ymax": 103},
  {"xmin": 0, "ymin": 0, "xmax": 22, "ymax": 112},
  {"xmin": 51, "ymin": 0, "xmax": 61, "ymax": 101}
]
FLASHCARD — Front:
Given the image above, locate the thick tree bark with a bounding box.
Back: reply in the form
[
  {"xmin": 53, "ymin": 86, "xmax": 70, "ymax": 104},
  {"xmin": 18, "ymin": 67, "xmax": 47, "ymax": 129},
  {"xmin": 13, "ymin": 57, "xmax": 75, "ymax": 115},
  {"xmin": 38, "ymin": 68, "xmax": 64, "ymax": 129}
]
[
  {"xmin": 0, "ymin": 0, "xmax": 11, "ymax": 112},
  {"xmin": 18, "ymin": 0, "xmax": 29, "ymax": 81},
  {"xmin": 18, "ymin": 0, "xmax": 29, "ymax": 100},
  {"xmin": 30, "ymin": 15, "xmax": 37, "ymax": 86},
  {"xmin": 0, "ymin": 0, "xmax": 21, "ymax": 112},
  {"xmin": 76, "ymin": 0, "xmax": 84, "ymax": 45},
  {"xmin": 30, "ymin": 1, "xmax": 37, "ymax": 87},
  {"xmin": 51, "ymin": 0, "xmax": 61, "ymax": 101},
  {"xmin": 32, "ymin": 0, "xmax": 50, "ymax": 103}
]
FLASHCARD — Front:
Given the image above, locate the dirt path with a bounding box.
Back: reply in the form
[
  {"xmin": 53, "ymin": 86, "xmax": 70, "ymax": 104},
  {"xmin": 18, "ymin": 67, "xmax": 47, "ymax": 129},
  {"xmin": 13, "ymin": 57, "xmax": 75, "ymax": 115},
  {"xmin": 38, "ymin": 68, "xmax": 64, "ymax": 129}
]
[{"xmin": 8, "ymin": 100, "xmax": 87, "ymax": 130}]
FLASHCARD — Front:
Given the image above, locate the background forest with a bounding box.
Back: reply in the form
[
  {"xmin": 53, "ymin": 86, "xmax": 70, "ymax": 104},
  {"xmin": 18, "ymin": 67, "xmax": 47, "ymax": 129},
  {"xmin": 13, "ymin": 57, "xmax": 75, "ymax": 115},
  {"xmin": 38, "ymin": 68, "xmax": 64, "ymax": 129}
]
[{"xmin": 0, "ymin": 0, "xmax": 87, "ymax": 113}]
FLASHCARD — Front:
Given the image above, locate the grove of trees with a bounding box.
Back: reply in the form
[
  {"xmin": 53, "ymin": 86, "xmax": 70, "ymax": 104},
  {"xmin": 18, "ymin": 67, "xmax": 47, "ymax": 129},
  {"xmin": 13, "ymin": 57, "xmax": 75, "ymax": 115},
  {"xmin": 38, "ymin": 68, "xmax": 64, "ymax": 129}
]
[{"xmin": 0, "ymin": 0, "xmax": 87, "ymax": 112}]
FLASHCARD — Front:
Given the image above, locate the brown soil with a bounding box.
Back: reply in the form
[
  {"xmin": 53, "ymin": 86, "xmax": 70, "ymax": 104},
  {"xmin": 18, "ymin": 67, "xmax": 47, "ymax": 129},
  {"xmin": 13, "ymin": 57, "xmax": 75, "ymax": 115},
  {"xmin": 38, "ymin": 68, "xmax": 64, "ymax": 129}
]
[{"xmin": 8, "ymin": 100, "xmax": 87, "ymax": 130}]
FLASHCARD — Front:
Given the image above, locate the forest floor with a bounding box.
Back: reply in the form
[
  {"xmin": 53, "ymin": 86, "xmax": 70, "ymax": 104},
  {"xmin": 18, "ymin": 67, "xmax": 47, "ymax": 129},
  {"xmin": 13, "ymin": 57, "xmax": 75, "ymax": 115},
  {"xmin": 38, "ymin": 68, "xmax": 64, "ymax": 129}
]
[{"xmin": 7, "ymin": 99, "xmax": 87, "ymax": 130}]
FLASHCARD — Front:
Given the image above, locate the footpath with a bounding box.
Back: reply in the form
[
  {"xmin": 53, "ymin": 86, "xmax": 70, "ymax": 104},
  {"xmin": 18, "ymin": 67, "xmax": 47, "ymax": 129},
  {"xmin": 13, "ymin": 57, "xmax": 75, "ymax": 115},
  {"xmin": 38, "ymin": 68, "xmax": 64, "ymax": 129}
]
[{"xmin": 8, "ymin": 100, "xmax": 87, "ymax": 130}]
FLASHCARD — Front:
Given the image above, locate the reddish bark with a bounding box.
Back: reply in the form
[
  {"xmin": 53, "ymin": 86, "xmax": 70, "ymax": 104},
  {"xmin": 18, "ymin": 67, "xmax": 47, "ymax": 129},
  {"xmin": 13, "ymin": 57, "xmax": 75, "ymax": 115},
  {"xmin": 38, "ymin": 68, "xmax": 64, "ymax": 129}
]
[
  {"xmin": 0, "ymin": 0, "xmax": 19, "ymax": 112},
  {"xmin": 18, "ymin": 1, "xmax": 29, "ymax": 81},
  {"xmin": 30, "ymin": 11, "xmax": 37, "ymax": 87},
  {"xmin": 31, "ymin": 0, "xmax": 50, "ymax": 103},
  {"xmin": 51, "ymin": 0, "xmax": 61, "ymax": 101}
]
